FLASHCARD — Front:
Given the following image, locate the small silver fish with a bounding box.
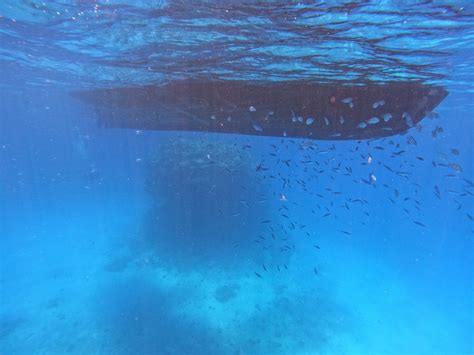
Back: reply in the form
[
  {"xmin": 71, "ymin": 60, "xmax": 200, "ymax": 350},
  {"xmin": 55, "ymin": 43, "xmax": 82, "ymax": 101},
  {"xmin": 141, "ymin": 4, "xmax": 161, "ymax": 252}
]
[
  {"xmin": 367, "ymin": 117, "xmax": 380, "ymax": 124},
  {"xmin": 249, "ymin": 106, "xmax": 256, "ymax": 112},
  {"xmin": 306, "ymin": 117, "xmax": 315, "ymax": 125},
  {"xmin": 403, "ymin": 112, "xmax": 414, "ymax": 127},
  {"xmin": 370, "ymin": 173, "xmax": 377, "ymax": 183},
  {"xmin": 252, "ymin": 123, "xmax": 263, "ymax": 132},
  {"xmin": 291, "ymin": 110, "xmax": 297, "ymax": 122},
  {"xmin": 324, "ymin": 117, "xmax": 329, "ymax": 126},
  {"xmin": 341, "ymin": 97, "xmax": 353, "ymax": 104},
  {"xmin": 358, "ymin": 122, "xmax": 367, "ymax": 129},
  {"xmin": 373, "ymin": 100, "xmax": 385, "ymax": 109},
  {"xmin": 449, "ymin": 163, "xmax": 462, "ymax": 172},
  {"xmin": 382, "ymin": 113, "xmax": 392, "ymax": 122},
  {"xmin": 265, "ymin": 111, "xmax": 274, "ymax": 120}
]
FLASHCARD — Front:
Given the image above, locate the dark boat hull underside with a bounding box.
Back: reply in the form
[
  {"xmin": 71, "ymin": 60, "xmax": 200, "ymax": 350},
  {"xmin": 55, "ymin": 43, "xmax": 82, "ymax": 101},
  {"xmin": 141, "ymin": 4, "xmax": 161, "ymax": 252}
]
[{"xmin": 76, "ymin": 80, "xmax": 448, "ymax": 140}]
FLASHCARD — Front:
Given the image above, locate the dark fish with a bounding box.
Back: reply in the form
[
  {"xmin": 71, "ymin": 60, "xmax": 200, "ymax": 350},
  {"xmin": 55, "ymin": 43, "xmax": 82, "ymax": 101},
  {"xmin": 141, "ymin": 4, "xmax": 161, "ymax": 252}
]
[
  {"xmin": 392, "ymin": 150, "xmax": 406, "ymax": 156},
  {"xmin": 413, "ymin": 221, "xmax": 426, "ymax": 228},
  {"xmin": 463, "ymin": 178, "xmax": 474, "ymax": 188},
  {"xmin": 254, "ymin": 272, "xmax": 262, "ymax": 278},
  {"xmin": 453, "ymin": 200, "xmax": 462, "ymax": 210}
]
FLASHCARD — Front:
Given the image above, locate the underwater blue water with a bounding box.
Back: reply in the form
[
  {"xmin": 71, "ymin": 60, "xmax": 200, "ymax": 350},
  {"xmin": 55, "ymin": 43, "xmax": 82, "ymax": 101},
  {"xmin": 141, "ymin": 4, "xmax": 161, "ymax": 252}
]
[{"xmin": 1, "ymin": 1, "xmax": 473, "ymax": 354}]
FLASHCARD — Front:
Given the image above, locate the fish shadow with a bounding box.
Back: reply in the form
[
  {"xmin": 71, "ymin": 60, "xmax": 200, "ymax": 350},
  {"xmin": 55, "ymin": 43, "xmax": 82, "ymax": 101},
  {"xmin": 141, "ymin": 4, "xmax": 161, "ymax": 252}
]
[
  {"xmin": 94, "ymin": 276, "xmax": 224, "ymax": 355},
  {"xmin": 0, "ymin": 314, "xmax": 26, "ymax": 341}
]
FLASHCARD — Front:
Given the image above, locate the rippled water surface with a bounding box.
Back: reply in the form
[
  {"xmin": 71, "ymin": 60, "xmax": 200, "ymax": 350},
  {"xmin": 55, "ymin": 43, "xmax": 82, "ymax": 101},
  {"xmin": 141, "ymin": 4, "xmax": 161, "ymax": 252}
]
[
  {"xmin": 1, "ymin": 1, "xmax": 474, "ymax": 89},
  {"xmin": 0, "ymin": 1, "xmax": 473, "ymax": 355}
]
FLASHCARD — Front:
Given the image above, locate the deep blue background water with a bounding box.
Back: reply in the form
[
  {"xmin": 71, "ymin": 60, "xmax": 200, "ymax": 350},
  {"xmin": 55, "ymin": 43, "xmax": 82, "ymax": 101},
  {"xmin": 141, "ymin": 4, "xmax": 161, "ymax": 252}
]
[{"xmin": 1, "ymin": 1, "xmax": 473, "ymax": 354}]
